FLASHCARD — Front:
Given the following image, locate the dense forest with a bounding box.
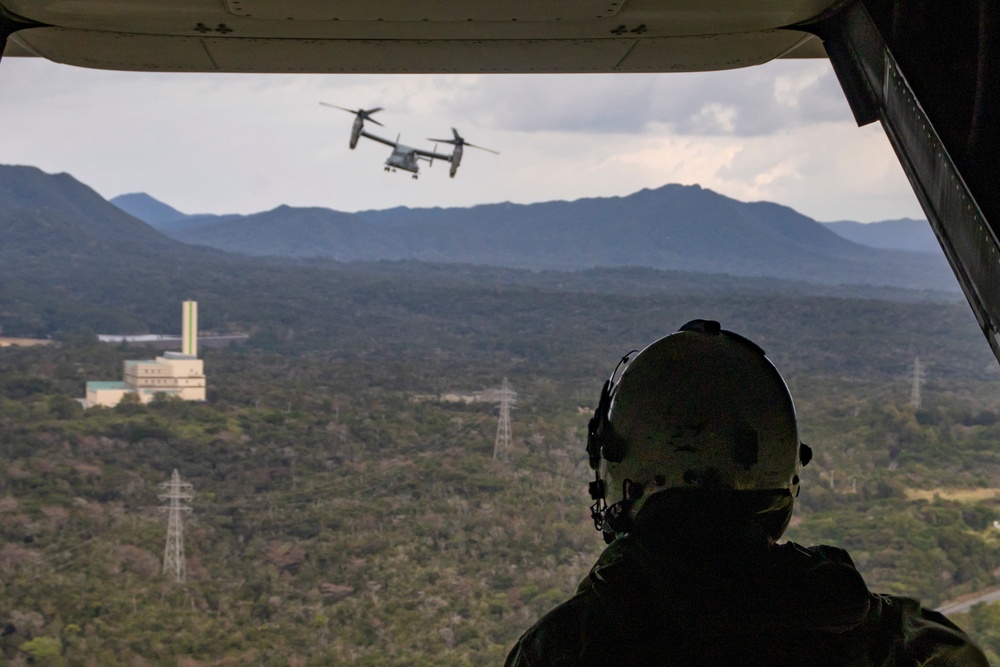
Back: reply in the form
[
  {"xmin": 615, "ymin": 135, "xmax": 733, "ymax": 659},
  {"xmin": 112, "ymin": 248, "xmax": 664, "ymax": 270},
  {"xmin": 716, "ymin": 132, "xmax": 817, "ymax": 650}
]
[{"xmin": 2, "ymin": 271, "xmax": 1000, "ymax": 665}]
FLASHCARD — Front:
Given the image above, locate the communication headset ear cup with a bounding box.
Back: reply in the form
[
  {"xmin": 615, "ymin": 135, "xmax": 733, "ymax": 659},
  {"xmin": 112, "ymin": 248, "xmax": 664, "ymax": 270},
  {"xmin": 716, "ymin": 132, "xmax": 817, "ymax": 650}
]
[
  {"xmin": 586, "ymin": 351, "xmax": 637, "ymax": 470},
  {"xmin": 583, "ymin": 349, "xmax": 637, "ymax": 539},
  {"xmin": 587, "ymin": 380, "xmax": 614, "ymax": 470}
]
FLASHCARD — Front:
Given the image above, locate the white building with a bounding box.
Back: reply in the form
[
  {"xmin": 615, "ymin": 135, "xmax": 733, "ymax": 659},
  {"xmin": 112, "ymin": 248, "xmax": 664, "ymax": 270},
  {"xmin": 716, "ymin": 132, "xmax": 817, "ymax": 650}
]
[{"xmin": 84, "ymin": 301, "xmax": 206, "ymax": 408}]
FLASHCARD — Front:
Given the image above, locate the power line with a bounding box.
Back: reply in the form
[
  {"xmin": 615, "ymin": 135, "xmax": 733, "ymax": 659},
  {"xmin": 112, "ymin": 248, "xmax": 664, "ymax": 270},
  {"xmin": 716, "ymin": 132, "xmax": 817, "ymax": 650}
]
[{"xmin": 911, "ymin": 357, "xmax": 926, "ymax": 409}]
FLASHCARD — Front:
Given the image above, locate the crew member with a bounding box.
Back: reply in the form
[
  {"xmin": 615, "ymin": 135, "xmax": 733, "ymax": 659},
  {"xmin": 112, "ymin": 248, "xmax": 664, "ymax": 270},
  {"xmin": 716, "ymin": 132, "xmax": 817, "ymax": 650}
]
[{"xmin": 505, "ymin": 320, "xmax": 988, "ymax": 666}]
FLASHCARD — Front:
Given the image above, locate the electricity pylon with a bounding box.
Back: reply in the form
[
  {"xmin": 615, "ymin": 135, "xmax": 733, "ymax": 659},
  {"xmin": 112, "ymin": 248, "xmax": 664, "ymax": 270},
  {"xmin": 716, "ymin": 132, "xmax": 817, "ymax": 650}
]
[
  {"xmin": 910, "ymin": 357, "xmax": 925, "ymax": 408},
  {"xmin": 493, "ymin": 378, "xmax": 517, "ymax": 463},
  {"xmin": 159, "ymin": 469, "xmax": 193, "ymax": 583}
]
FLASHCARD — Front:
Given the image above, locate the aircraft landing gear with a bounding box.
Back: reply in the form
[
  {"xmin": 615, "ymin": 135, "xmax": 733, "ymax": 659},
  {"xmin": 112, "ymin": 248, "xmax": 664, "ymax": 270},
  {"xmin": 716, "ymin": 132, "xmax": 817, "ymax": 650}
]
[{"xmin": 412, "ymin": 174, "xmax": 418, "ymax": 180}]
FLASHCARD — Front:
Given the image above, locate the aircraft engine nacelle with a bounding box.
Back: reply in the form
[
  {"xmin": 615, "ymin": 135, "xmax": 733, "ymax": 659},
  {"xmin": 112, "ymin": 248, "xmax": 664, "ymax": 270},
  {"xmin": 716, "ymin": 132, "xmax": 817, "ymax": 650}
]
[
  {"xmin": 349, "ymin": 117, "xmax": 363, "ymax": 149},
  {"xmin": 449, "ymin": 145, "xmax": 463, "ymax": 178}
]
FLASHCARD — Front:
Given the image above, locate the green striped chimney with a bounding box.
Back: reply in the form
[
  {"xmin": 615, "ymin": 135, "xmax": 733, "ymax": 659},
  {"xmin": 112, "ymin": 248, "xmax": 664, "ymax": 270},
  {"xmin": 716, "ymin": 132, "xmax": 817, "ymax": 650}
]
[{"xmin": 182, "ymin": 300, "xmax": 198, "ymax": 357}]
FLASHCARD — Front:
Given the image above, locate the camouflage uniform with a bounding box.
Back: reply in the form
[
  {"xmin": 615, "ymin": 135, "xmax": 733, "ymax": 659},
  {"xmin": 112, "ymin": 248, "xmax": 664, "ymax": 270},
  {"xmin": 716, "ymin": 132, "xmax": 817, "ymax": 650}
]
[{"xmin": 505, "ymin": 505, "xmax": 988, "ymax": 667}]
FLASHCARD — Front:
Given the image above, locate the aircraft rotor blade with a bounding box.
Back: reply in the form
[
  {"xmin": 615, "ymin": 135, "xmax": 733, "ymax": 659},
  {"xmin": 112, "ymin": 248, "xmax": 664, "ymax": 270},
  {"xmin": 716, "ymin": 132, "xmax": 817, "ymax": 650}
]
[
  {"xmin": 319, "ymin": 102, "xmax": 385, "ymax": 126},
  {"xmin": 465, "ymin": 142, "xmax": 500, "ymax": 155},
  {"xmin": 429, "ymin": 128, "xmax": 499, "ymax": 154},
  {"xmin": 319, "ymin": 102, "xmax": 355, "ymax": 112}
]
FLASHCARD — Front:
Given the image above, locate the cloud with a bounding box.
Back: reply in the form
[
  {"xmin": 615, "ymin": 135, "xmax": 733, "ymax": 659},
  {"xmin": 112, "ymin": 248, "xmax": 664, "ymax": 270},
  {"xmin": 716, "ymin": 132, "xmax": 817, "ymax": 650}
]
[
  {"xmin": 442, "ymin": 74, "xmax": 659, "ymax": 134},
  {"xmin": 468, "ymin": 120, "xmax": 919, "ymax": 222},
  {"xmin": 0, "ymin": 57, "xmax": 921, "ymax": 222},
  {"xmin": 441, "ymin": 61, "xmax": 853, "ymax": 137}
]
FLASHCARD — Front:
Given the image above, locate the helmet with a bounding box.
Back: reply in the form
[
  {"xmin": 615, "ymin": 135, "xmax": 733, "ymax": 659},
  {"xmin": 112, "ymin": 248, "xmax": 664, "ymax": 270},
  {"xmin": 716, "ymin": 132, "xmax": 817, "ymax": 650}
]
[{"xmin": 587, "ymin": 320, "xmax": 811, "ymax": 542}]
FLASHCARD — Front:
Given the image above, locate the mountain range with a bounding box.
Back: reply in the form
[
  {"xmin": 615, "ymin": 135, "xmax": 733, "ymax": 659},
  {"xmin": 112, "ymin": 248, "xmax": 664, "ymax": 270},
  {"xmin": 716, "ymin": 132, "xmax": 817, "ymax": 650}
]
[
  {"xmin": 113, "ymin": 191, "xmax": 943, "ymax": 254},
  {"xmin": 0, "ymin": 162, "xmax": 969, "ymax": 349},
  {"xmin": 110, "ymin": 185, "xmax": 955, "ymax": 291},
  {"xmin": 823, "ymin": 218, "xmax": 940, "ymax": 253}
]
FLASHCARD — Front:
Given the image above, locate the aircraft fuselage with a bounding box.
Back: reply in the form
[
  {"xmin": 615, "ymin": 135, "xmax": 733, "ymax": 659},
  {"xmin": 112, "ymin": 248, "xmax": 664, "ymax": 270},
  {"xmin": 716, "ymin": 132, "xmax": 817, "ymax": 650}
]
[{"xmin": 386, "ymin": 145, "xmax": 421, "ymax": 174}]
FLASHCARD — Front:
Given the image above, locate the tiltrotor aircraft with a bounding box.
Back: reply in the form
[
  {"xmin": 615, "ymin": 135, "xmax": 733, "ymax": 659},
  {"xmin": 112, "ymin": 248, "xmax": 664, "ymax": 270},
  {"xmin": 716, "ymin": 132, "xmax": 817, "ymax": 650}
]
[
  {"xmin": 2, "ymin": 0, "xmax": 999, "ymax": 365},
  {"xmin": 319, "ymin": 103, "xmax": 498, "ymax": 179}
]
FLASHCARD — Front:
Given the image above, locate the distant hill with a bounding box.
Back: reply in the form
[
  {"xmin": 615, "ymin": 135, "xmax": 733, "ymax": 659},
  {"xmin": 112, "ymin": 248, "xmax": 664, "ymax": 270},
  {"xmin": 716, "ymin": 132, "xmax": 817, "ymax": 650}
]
[
  {"xmin": 110, "ymin": 192, "xmax": 188, "ymax": 228},
  {"xmin": 141, "ymin": 184, "xmax": 958, "ymax": 291},
  {"xmin": 0, "ymin": 166, "xmax": 271, "ymax": 336},
  {"xmin": 110, "ymin": 192, "xmax": 230, "ymax": 233},
  {"xmin": 823, "ymin": 218, "xmax": 941, "ymax": 253},
  {"xmin": 0, "ymin": 166, "xmax": 177, "ymax": 255},
  {"xmin": 0, "ymin": 165, "xmax": 964, "ymax": 340},
  {"xmin": 174, "ymin": 205, "xmax": 401, "ymax": 260}
]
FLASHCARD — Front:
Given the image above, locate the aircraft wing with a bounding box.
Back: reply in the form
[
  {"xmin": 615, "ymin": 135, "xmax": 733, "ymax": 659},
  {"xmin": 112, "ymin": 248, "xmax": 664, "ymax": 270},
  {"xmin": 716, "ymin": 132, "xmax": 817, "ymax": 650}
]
[
  {"xmin": 358, "ymin": 130, "xmax": 398, "ymax": 149},
  {"xmin": 2, "ymin": 0, "xmax": 999, "ymax": 365},
  {"xmin": 411, "ymin": 147, "xmax": 453, "ymax": 162}
]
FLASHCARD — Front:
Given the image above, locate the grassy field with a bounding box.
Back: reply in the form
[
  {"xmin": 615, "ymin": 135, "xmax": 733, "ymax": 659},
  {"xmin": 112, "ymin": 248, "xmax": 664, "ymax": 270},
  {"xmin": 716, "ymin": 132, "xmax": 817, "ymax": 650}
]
[
  {"xmin": 905, "ymin": 488, "xmax": 1000, "ymax": 502},
  {"xmin": 0, "ymin": 337, "xmax": 58, "ymax": 348}
]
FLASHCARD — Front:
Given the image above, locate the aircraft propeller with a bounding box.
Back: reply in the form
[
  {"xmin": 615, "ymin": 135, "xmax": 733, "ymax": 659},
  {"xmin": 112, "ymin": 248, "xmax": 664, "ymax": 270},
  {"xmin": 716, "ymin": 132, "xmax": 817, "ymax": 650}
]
[
  {"xmin": 319, "ymin": 102, "xmax": 385, "ymax": 126},
  {"xmin": 427, "ymin": 128, "xmax": 499, "ymax": 154}
]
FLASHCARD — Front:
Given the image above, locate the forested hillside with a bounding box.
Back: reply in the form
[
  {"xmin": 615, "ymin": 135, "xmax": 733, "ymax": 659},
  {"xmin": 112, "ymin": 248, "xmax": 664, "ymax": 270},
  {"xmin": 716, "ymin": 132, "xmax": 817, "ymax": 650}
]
[
  {"xmin": 11, "ymin": 165, "xmax": 955, "ymax": 291},
  {"xmin": 142, "ymin": 183, "xmax": 957, "ymax": 290},
  {"xmin": 3, "ymin": 280, "xmax": 1000, "ymax": 665}
]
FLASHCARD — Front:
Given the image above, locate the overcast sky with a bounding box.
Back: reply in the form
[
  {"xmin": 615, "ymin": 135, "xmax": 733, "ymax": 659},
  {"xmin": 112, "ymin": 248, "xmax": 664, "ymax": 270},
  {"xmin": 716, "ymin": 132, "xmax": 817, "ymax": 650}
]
[{"xmin": 0, "ymin": 56, "xmax": 924, "ymax": 222}]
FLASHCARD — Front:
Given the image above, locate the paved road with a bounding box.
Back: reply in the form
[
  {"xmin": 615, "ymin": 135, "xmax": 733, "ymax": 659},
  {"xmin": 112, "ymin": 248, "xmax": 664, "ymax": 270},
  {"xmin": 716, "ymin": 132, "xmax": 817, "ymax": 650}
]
[{"xmin": 939, "ymin": 586, "xmax": 1000, "ymax": 615}]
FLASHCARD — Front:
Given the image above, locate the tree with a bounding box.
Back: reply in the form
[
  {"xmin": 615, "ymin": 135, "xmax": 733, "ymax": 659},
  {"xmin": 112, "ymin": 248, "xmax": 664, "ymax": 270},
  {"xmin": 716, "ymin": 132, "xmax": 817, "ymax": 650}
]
[{"xmin": 20, "ymin": 636, "xmax": 63, "ymax": 664}]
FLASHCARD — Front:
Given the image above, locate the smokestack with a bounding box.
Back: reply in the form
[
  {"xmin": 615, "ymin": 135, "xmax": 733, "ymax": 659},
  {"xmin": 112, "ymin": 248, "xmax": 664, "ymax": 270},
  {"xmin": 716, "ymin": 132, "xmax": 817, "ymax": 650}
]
[{"xmin": 182, "ymin": 300, "xmax": 198, "ymax": 357}]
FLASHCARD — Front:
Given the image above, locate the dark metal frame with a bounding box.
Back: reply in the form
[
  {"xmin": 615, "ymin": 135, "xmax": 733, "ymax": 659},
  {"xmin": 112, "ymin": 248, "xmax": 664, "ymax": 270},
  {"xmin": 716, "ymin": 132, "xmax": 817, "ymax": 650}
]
[
  {"xmin": 0, "ymin": 7, "xmax": 45, "ymax": 62},
  {"xmin": 802, "ymin": 1, "xmax": 1000, "ymax": 363}
]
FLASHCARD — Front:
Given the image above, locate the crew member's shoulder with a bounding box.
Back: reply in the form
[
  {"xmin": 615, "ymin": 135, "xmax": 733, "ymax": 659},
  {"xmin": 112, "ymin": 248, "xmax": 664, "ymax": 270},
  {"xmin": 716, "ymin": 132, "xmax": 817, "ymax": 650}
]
[
  {"xmin": 867, "ymin": 594, "xmax": 991, "ymax": 667},
  {"xmin": 505, "ymin": 538, "xmax": 650, "ymax": 667},
  {"xmin": 773, "ymin": 541, "xmax": 857, "ymax": 568},
  {"xmin": 503, "ymin": 586, "xmax": 602, "ymax": 667}
]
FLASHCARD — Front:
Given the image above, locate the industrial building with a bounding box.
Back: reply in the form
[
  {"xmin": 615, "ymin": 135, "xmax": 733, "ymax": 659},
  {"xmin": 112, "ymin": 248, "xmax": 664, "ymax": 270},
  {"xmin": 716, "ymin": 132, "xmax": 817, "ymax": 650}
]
[{"xmin": 83, "ymin": 301, "xmax": 206, "ymax": 408}]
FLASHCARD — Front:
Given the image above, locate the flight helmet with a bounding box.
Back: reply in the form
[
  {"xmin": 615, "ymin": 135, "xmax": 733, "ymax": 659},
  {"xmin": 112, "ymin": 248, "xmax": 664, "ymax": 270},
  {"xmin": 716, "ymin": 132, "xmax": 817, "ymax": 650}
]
[{"xmin": 587, "ymin": 320, "xmax": 811, "ymax": 543}]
